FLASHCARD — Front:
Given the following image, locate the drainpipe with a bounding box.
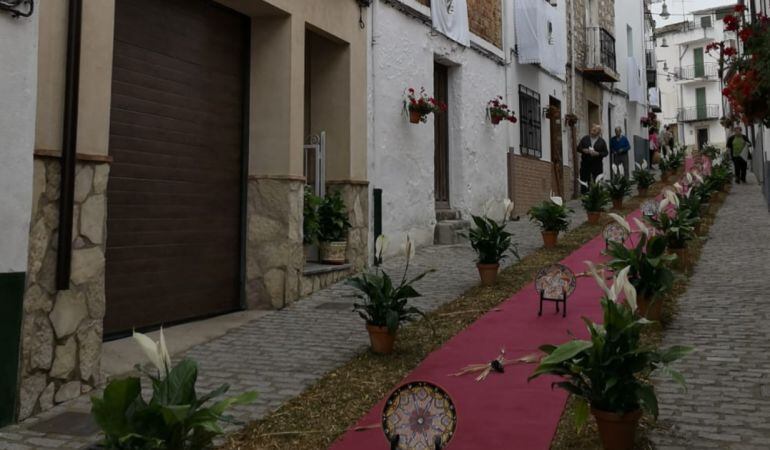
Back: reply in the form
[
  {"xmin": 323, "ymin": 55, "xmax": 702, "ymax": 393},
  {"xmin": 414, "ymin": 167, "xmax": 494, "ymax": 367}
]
[
  {"xmin": 56, "ymin": 0, "xmax": 83, "ymax": 290},
  {"xmin": 570, "ymin": 0, "xmax": 579, "ymax": 198}
]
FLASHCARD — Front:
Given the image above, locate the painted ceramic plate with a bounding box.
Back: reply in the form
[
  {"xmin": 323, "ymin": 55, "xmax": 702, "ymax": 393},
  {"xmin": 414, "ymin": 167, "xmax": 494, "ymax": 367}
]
[
  {"xmin": 641, "ymin": 199, "xmax": 658, "ymax": 217},
  {"xmin": 534, "ymin": 263, "xmax": 577, "ymax": 299},
  {"xmin": 603, "ymin": 222, "xmax": 629, "ymax": 244},
  {"xmin": 382, "ymin": 381, "xmax": 456, "ymax": 449}
]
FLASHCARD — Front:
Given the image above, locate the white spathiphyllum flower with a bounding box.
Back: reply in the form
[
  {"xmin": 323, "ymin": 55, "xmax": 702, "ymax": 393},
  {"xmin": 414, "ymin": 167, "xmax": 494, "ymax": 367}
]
[
  {"xmin": 503, "ymin": 198, "xmax": 514, "ymax": 221},
  {"xmin": 595, "ymin": 173, "xmax": 605, "ymax": 183},
  {"xmin": 664, "ymin": 189, "xmax": 680, "ymax": 208},
  {"xmin": 641, "ymin": 159, "xmax": 648, "ymax": 169},
  {"xmin": 375, "ymin": 234, "xmax": 389, "ymax": 259},
  {"xmin": 686, "ymin": 172, "xmax": 693, "ymax": 184},
  {"xmin": 618, "ymin": 164, "xmax": 625, "ymax": 176},
  {"xmin": 403, "ymin": 235, "xmax": 415, "ymax": 263},
  {"xmin": 634, "ymin": 162, "xmax": 642, "ymax": 171},
  {"xmin": 611, "ymin": 164, "xmax": 618, "ymax": 175},
  {"xmin": 608, "ymin": 212, "xmax": 631, "ymax": 234},
  {"xmin": 578, "ymin": 179, "xmax": 589, "ymax": 188},
  {"xmin": 614, "ymin": 266, "xmax": 637, "ymax": 311},
  {"xmin": 550, "ymin": 193, "xmax": 564, "ymax": 207},
  {"xmin": 133, "ymin": 329, "xmax": 171, "ymax": 374},
  {"xmin": 673, "ymin": 182, "xmax": 683, "ymax": 193},
  {"xmin": 692, "ymin": 171, "xmax": 704, "ymax": 184},
  {"xmin": 633, "ymin": 217, "xmax": 651, "ymax": 238}
]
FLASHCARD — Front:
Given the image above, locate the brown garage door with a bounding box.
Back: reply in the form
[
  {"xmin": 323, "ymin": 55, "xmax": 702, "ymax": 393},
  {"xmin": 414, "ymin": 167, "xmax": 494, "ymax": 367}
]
[{"xmin": 105, "ymin": 0, "xmax": 249, "ymax": 335}]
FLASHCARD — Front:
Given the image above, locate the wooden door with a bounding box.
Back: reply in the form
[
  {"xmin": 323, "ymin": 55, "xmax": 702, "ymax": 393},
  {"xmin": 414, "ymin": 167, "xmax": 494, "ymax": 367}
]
[
  {"xmin": 549, "ymin": 98, "xmax": 564, "ymax": 197},
  {"xmin": 434, "ymin": 63, "xmax": 449, "ymax": 208},
  {"xmin": 105, "ymin": 0, "xmax": 248, "ymax": 335}
]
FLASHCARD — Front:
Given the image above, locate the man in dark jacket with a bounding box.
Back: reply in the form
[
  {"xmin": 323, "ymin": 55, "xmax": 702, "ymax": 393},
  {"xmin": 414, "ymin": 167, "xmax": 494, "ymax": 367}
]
[{"xmin": 578, "ymin": 124, "xmax": 609, "ymax": 193}]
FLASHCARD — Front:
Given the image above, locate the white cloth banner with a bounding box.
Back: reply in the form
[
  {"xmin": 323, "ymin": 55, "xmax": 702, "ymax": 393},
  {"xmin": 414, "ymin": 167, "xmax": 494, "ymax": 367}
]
[
  {"xmin": 627, "ymin": 56, "xmax": 644, "ymax": 103},
  {"xmin": 514, "ymin": 0, "xmax": 567, "ymax": 79},
  {"xmin": 648, "ymin": 87, "xmax": 661, "ymax": 109},
  {"xmin": 431, "ymin": 0, "xmax": 470, "ymax": 47}
]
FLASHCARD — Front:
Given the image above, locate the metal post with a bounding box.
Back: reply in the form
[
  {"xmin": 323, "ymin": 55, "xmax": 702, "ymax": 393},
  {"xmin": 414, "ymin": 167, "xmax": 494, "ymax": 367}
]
[{"xmin": 373, "ymin": 188, "xmax": 382, "ymax": 265}]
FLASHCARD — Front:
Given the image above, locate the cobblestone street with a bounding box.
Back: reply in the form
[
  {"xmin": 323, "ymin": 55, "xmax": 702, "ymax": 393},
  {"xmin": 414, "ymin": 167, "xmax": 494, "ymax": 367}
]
[
  {"xmin": 653, "ymin": 177, "xmax": 770, "ymax": 449},
  {"xmin": 0, "ymin": 204, "xmax": 585, "ymax": 449}
]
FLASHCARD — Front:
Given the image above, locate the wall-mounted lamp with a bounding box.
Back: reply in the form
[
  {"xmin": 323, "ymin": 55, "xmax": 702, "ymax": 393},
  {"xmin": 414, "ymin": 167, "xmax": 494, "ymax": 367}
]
[
  {"xmin": 356, "ymin": 0, "xmax": 372, "ymax": 29},
  {"xmin": 660, "ymin": 38, "xmax": 669, "ymax": 48},
  {"xmin": 0, "ymin": 0, "xmax": 33, "ymax": 17}
]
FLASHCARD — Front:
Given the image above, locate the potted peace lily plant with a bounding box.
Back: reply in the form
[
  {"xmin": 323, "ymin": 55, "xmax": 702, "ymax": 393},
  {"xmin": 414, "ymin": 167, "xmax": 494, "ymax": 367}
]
[
  {"xmin": 608, "ymin": 164, "xmax": 635, "ymax": 210},
  {"xmin": 645, "ymin": 190, "xmax": 697, "ymax": 271},
  {"xmin": 605, "ymin": 214, "xmax": 676, "ymax": 321},
  {"xmin": 91, "ymin": 330, "xmax": 257, "ymax": 450},
  {"xmin": 631, "ymin": 160, "xmax": 655, "ymax": 197},
  {"xmin": 463, "ymin": 199, "xmax": 520, "ymax": 286},
  {"xmin": 487, "ymin": 96, "xmax": 518, "ymax": 125},
  {"xmin": 405, "ymin": 87, "xmax": 447, "ymax": 124},
  {"xmin": 530, "ymin": 266, "xmax": 692, "ymax": 450},
  {"xmin": 528, "ymin": 195, "xmax": 572, "ymax": 248},
  {"xmin": 318, "ymin": 190, "xmax": 352, "ymax": 264},
  {"xmin": 348, "ymin": 236, "xmax": 433, "ymax": 354},
  {"xmin": 579, "ymin": 174, "xmax": 610, "ymax": 225}
]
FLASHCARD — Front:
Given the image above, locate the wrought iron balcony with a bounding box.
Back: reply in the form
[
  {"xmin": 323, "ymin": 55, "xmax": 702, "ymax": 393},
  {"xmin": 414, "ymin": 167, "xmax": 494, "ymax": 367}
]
[
  {"xmin": 582, "ymin": 27, "xmax": 619, "ymax": 82},
  {"xmin": 676, "ymin": 63, "xmax": 719, "ymax": 81},
  {"xmin": 677, "ymin": 104, "xmax": 720, "ymax": 122}
]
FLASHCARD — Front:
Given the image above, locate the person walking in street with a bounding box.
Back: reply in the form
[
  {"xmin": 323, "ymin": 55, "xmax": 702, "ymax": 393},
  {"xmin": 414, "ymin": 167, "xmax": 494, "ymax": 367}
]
[
  {"xmin": 726, "ymin": 126, "xmax": 752, "ymax": 184},
  {"xmin": 649, "ymin": 127, "xmax": 660, "ymax": 165},
  {"xmin": 578, "ymin": 124, "xmax": 609, "ymax": 193},
  {"xmin": 610, "ymin": 126, "xmax": 631, "ymax": 175},
  {"xmin": 662, "ymin": 125, "xmax": 675, "ymax": 157}
]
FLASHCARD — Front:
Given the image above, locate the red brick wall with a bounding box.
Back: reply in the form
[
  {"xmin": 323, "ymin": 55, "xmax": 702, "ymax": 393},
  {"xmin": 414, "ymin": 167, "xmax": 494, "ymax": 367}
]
[
  {"xmin": 415, "ymin": 0, "xmax": 502, "ymax": 48},
  {"xmin": 507, "ymin": 154, "xmax": 554, "ymax": 214}
]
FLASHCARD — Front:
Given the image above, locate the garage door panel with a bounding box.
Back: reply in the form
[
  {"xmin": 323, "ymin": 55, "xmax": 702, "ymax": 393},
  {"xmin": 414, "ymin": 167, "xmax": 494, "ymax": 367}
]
[{"xmin": 105, "ymin": 0, "xmax": 247, "ymax": 335}]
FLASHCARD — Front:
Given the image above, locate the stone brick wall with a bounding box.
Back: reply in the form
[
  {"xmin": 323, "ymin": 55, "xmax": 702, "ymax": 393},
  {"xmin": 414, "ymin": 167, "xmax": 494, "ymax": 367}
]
[
  {"xmin": 507, "ymin": 154, "xmax": 554, "ymax": 214},
  {"xmin": 413, "ymin": 0, "xmax": 503, "ymax": 48},
  {"xmin": 18, "ymin": 157, "xmax": 108, "ymax": 420}
]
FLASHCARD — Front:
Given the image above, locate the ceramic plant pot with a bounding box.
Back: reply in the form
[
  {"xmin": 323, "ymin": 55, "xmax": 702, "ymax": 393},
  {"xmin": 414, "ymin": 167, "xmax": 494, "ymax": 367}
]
[
  {"xmin": 366, "ymin": 324, "xmax": 396, "ymax": 354},
  {"xmin": 612, "ymin": 197, "xmax": 624, "ymax": 210},
  {"xmin": 320, "ymin": 241, "xmax": 347, "ymax": 264},
  {"xmin": 637, "ymin": 294, "xmax": 662, "ymax": 321},
  {"xmin": 409, "ymin": 110, "xmax": 422, "ymax": 124},
  {"xmin": 587, "ymin": 211, "xmax": 602, "ymax": 225},
  {"xmin": 542, "ymin": 231, "xmax": 558, "ymax": 249},
  {"xmin": 592, "ymin": 408, "xmax": 642, "ymax": 450},
  {"xmin": 476, "ymin": 263, "xmax": 500, "ymax": 286}
]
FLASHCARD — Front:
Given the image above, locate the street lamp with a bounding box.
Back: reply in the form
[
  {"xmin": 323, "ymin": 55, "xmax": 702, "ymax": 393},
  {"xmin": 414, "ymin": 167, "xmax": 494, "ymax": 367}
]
[
  {"xmin": 0, "ymin": 0, "xmax": 33, "ymax": 17},
  {"xmin": 660, "ymin": 1, "xmax": 671, "ymax": 20},
  {"xmin": 660, "ymin": 38, "xmax": 669, "ymax": 48}
]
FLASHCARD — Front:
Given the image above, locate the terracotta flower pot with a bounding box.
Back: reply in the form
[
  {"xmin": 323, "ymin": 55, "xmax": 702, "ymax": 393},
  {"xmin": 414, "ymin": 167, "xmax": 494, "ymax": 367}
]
[
  {"xmin": 592, "ymin": 408, "xmax": 642, "ymax": 450},
  {"xmin": 722, "ymin": 183, "xmax": 730, "ymax": 193},
  {"xmin": 319, "ymin": 241, "xmax": 347, "ymax": 264},
  {"xmin": 366, "ymin": 324, "xmax": 396, "ymax": 354},
  {"xmin": 637, "ymin": 188, "xmax": 648, "ymax": 197},
  {"xmin": 542, "ymin": 231, "xmax": 558, "ymax": 248},
  {"xmin": 694, "ymin": 221, "xmax": 703, "ymax": 236},
  {"xmin": 490, "ymin": 114, "xmax": 503, "ymax": 125},
  {"xmin": 409, "ymin": 109, "xmax": 422, "ymax": 124},
  {"xmin": 612, "ymin": 197, "xmax": 623, "ymax": 210},
  {"xmin": 637, "ymin": 294, "xmax": 662, "ymax": 321},
  {"xmin": 587, "ymin": 211, "xmax": 602, "ymax": 225},
  {"xmin": 670, "ymin": 247, "xmax": 689, "ymax": 271},
  {"xmin": 477, "ymin": 263, "xmax": 500, "ymax": 286}
]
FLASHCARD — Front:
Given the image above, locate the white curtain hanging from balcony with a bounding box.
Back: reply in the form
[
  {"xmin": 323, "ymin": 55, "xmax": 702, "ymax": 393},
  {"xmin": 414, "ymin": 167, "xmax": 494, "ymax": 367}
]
[
  {"xmin": 627, "ymin": 56, "xmax": 644, "ymax": 103},
  {"xmin": 431, "ymin": 0, "xmax": 470, "ymax": 47},
  {"xmin": 514, "ymin": 0, "xmax": 566, "ymax": 79}
]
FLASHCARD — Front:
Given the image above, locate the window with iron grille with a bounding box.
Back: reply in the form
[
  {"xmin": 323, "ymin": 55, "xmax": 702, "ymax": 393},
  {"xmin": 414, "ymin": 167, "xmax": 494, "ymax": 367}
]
[{"xmin": 519, "ymin": 85, "xmax": 542, "ymax": 158}]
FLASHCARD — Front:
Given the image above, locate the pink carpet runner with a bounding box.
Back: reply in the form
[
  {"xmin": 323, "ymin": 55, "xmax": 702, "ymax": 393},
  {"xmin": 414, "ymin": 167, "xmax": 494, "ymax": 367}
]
[{"xmin": 331, "ymin": 210, "xmax": 644, "ymax": 450}]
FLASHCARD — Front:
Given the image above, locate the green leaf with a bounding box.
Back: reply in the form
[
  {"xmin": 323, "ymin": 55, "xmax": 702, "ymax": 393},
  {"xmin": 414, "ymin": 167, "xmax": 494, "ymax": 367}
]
[
  {"xmin": 636, "ymin": 384, "xmax": 658, "ymax": 418},
  {"xmin": 573, "ymin": 397, "xmax": 590, "ymax": 428},
  {"xmin": 155, "ymin": 359, "xmax": 198, "ymax": 406},
  {"xmin": 540, "ymin": 340, "xmax": 593, "ymax": 365},
  {"xmin": 660, "ymin": 345, "xmax": 693, "ymax": 364},
  {"xmin": 159, "ymin": 404, "xmax": 191, "ymax": 425},
  {"xmin": 91, "ymin": 377, "xmax": 143, "ymax": 439}
]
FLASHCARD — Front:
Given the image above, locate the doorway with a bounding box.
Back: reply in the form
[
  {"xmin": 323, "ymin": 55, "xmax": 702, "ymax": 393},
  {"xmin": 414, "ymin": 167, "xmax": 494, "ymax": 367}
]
[
  {"xmin": 434, "ymin": 63, "xmax": 450, "ymax": 208},
  {"xmin": 549, "ymin": 97, "xmax": 564, "ymax": 197},
  {"xmin": 697, "ymin": 128, "xmax": 709, "ymax": 150}
]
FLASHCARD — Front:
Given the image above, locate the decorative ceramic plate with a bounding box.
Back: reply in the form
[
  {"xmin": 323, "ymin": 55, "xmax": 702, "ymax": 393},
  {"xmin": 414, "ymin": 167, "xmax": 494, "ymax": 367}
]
[
  {"xmin": 641, "ymin": 199, "xmax": 658, "ymax": 217},
  {"xmin": 382, "ymin": 381, "xmax": 456, "ymax": 449},
  {"xmin": 534, "ymin": 264, "xmax": 577, "ymax": 299},
  {"xmin": 603, "ymin": 222, "xmax": 629, "ymax": 244}
]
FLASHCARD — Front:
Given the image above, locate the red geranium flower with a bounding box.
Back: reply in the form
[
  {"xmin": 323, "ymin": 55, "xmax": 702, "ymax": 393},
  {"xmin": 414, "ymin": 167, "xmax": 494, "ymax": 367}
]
[
  {"xmin": 735, "ymin": 4, "xmax": 746, "ymax": 13},
  {"xmin": 723, "ymin": 47, "xmax": 737, "ymax": 57},
  {"xmin": 739, "ymin": 27, "xmax": 754, "ymax": 42},
  {"xmin": 723, "ymin": 15, "xmax": 739, "ymax": 31}
]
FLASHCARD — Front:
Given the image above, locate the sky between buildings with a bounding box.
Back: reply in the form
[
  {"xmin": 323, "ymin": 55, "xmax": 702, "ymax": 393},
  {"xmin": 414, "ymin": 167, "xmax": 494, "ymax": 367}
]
[{"xmin": 649, "ymin": 0, "xmax": 737, "ymax": 19}]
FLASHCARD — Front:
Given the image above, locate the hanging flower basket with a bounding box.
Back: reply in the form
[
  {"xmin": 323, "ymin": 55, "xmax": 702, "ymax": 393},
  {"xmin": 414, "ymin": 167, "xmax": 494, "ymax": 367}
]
[
  {"xmin": 405, "ymin": 87, "xmax": 446, "ymax": 124},
  {"xmin": 544, "ymin": 105, "xmax": 560, "ymax": 119},
  {"xmin": 565, "ymin": 113, "xmax": 579, "ymax": 127},
  {"xmin": 487, "ymin": 96, "xmax": 517, "ymax": 125}
]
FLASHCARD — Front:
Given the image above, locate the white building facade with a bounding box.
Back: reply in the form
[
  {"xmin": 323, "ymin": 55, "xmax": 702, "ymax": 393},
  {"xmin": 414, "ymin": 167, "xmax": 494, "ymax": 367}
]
[{"xmin": 655, "ymin": 5, "xmax": 737, "ymax": 150}]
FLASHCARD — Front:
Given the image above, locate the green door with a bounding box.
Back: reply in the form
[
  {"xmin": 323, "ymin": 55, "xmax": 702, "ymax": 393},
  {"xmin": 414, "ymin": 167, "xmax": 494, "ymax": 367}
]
[
  {"xmin": 696, "ymin": 87, "xmax": 707, "ymax": 120},
  {"xmin": 694, "ymin": 48, "xmax": 705, "ymax": 78}
]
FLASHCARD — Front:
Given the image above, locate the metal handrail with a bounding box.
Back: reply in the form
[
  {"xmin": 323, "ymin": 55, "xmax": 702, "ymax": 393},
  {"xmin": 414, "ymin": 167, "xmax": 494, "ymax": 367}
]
[
  {"xmin": 676, "ymin": 63, "xmax": 719, "ymax": 80},
  {"xmin": 677, "ymin": 104, "xmax": 720, "ymax": 122}
]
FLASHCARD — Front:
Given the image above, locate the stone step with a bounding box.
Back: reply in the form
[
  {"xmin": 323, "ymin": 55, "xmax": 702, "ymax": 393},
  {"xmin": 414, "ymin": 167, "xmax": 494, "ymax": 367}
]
[
  {"xmin": 435, "ymin": 209, "xmax": 461, "ymax": 221},
  {"xmin": 434, "ymin": 219, "xmax": 470, "ymax": 245}
]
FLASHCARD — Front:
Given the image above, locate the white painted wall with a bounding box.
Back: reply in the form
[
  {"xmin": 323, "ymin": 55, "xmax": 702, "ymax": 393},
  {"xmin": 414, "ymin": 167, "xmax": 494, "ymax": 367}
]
[
  {"xmin": 656, "ymin": 12, "xmax": 733, "ymax": 148},
  {"xmin": 369, "ymin": 0, "xmax": 509, "ymax": 257},
  {"xmin": 0, "ymin": 12, "xmax": 38, "ymax": 273}
]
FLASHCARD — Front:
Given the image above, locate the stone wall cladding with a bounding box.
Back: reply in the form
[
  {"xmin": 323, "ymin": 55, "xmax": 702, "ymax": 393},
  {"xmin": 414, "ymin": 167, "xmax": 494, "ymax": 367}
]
[
  {"xmin": 245, "ymin": 177, "xmax": 304, "ymax": 310},
  {"xmin": 412, "ymin": 0, "xmax": 502, "ymax": 48},
  {"xmin": 327, "ymin": 182, "xmax": 369, "ymax": 272},
  {"xmin": 18, "ymin": 158, "xmax": 108, "ymax": 420},
  {"xmin": 508, "ymin": 154, "xmax": 554, "ymax": 215},
  {"xmin": 300, "ymin": 269, "xmax": 352, "ymax": 298}
]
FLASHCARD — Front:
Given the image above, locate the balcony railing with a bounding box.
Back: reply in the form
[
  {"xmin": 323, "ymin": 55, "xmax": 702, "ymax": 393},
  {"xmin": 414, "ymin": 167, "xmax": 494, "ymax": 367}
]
[
  {"xmin": 676, "ymin": 63, "xmax": 719, "ymax": 80},
  {"xmin": 677, "ymin": 104, "xmax": 720, "ymax": 122},
  {"xmin": 582, "ymin": 27, "xmax": 619, "ymax": 82}
]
